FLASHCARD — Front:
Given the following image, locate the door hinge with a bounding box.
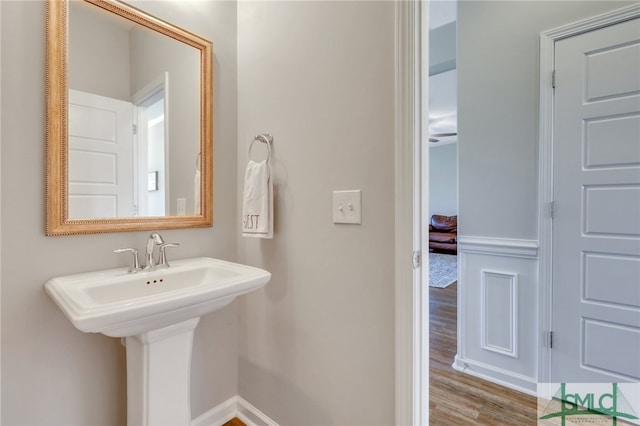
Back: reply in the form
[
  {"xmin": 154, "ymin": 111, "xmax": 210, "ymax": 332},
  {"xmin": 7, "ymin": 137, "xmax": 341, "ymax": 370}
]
[
  {"xmin": 552, "ymin": 70, "xmax": 556, "ymax": 89},
  {"xmin": 133, "ymin": 124, "xmax": 138, "ymax": 135},
  {"xmin": 549, "ymin": 331, "xmax": 554, "ymax": 349},
  {"xmin": 412, "ymin": 250, "xmax": 421, "ymax": 269},
  {"xmin": 548, "ymin": 201, "xmax": 555, "ymax": 219}
]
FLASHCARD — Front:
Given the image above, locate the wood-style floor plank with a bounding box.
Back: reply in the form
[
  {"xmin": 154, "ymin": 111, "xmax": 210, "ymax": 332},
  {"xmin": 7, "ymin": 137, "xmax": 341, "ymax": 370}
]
[
  {"xmin": 429, "ymin": 282, "xmax": 538, "ymax": 425},
  {"xmin": 222, "ymin": 418, "xmax": 246, "ymax": 426}
]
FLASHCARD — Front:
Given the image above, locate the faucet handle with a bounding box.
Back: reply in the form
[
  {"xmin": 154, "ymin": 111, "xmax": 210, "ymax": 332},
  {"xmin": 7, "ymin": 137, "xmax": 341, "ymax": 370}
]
[
  {"xmin": 157, "ymin": 243, "xmax": 180, "ymax": 268},
  {"xmin": 114, "ymin": 248, "xmax": 140, "ymax": 273}
]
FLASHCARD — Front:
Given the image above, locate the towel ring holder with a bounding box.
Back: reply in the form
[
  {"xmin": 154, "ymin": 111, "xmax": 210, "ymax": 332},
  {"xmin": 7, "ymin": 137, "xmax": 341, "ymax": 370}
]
[{"xmin": 249, "ymin": 133, "xmax": 273, "ymax": 162}]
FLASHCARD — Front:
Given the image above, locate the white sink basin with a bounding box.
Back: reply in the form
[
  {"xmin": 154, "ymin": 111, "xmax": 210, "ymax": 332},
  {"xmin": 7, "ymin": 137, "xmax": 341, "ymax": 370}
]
[
  {"xmin": 45, "ymin": 257, "xmax": 271, "ymax": 337},
  {"xmin": 45, "ymin": 256, "xmax": 270, "ymax": 425}
]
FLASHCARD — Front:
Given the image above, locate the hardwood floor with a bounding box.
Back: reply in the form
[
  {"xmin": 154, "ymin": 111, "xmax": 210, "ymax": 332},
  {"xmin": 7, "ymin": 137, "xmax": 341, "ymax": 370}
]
[
  {"xmin": 222, "ymin": 418, "xmax": 246, "ymax": 426},
  {"xmin": 429, "ymin": 282, "xmax": 538, "ymax": 425}
]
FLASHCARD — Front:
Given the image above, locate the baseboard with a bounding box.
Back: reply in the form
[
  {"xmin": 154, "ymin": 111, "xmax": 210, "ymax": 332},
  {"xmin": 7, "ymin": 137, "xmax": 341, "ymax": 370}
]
[
  {"xmin": 191, "ymin": 396, "xmax": 238, "ymax": 426},
  {"xmin": 236, "ymin": 397, "xmax": 279, "ymax": 426},
  {"xmin": 191, "ymin": 396, "xmax": 280, "ymax": 426},
  {"xmin": 453, "ymin": 355, "xmax": 538, "ymax": 396}
]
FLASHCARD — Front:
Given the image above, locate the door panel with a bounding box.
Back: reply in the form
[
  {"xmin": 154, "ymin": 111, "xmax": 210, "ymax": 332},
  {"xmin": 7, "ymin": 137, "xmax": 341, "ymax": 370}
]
[
  {"xmin": 582, "ymin": 319, "xmax": 640, "ymax": 378},
  {"xmin": 584, "ymin": 253, "xmax": 640, "ymax": 307},
  {"xmin": 68, "ymin": 89, "xmax": 134, "ymax": 218},
  {"xmin": 584, "ymin": 41, "xmax": 640, "ymax": 101},
  {"xmin": 584, "ymin": 114, "xmax": 640, "ymax": 168},
  {"xmin": 552, "ymin": 18, "xmax": 640, "ymax": 383}
]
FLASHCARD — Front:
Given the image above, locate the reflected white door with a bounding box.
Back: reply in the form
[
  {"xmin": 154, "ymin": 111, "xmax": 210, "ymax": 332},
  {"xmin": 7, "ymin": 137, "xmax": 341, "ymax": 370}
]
[
  {"xmin": 68, "ymin": 89, "xmax": 134, "ymax": 218},
  {"xmin": 552, "ymin": 18, "xmax": 640, "ymax": 383}
]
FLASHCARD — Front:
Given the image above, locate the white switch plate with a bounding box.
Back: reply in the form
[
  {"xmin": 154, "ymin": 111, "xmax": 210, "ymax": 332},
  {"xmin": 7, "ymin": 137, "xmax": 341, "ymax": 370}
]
[
  {"xmin": 177, "ymin": 198, "xmax": 186, "ymax": 216},
  {"xmin": 333, "ymin": 190, "xmax": 361, "ymax": 224}
]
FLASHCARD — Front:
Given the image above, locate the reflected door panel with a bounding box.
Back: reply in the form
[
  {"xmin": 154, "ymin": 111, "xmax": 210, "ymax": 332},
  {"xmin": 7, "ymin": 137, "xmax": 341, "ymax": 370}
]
[{"xmin": 68, "ymin": 89, "xmax": 134, "ymax": 219}]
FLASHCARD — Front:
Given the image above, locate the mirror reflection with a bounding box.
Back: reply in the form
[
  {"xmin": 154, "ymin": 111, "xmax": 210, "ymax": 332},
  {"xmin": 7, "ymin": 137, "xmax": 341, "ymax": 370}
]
[{"xmin": 68, "ymin": 1, "xmax": 201, "ymax": 219}]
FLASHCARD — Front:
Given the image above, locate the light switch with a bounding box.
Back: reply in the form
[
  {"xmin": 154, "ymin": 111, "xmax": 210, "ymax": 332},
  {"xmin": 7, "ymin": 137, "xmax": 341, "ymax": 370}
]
[{"xmin": 333, "ymin": 190, "xmax": 361, "ymax": 224}]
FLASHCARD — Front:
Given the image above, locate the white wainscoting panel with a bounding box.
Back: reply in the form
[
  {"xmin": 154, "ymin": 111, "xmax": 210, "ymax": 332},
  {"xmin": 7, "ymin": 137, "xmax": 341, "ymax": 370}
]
[
  {"xmin": 455, "ymin": 236, "xmax": 539, "ymax": 394},
  {"xmin": 480, "ymin": 270, "xmax": 518, "ymax": 358}
]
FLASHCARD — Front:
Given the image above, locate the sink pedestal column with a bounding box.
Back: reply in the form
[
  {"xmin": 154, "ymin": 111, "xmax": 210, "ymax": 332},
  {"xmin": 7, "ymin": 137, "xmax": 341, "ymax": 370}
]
[{"xmin": 125, "ymin": 317, "xmax": 200, "ymax": 425}]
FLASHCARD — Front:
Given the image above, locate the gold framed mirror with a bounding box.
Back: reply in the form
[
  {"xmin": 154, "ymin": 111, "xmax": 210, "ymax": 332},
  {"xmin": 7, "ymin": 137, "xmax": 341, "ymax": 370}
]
[{"xmin": 46, "ymin": 0, "xmax": 213, "ymax": 235}]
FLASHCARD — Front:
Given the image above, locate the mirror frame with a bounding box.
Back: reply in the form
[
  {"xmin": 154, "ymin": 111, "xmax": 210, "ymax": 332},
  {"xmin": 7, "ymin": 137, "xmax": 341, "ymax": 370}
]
[{"xmin": 46, "ymin": 0, "xmax": 213, "ymax": 235}]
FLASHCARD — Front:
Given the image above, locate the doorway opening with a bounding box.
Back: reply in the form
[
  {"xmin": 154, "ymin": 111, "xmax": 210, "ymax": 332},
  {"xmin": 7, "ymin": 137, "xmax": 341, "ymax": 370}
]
[
  {"xmin": 425, "ymin": 3, "xmax": 462, "ymax": 419},
  {"xmin": 131, "ymin": 72, "xmax": 170, "ymax": 217},
  {"xmin": 421, "ymin": 3, "xmax": 640, "ymax": 424}
]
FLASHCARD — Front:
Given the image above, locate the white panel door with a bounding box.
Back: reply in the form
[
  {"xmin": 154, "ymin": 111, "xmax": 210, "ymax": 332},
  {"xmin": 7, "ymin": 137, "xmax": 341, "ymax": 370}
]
[
  {"xmin": 552, "ymin": 18, "xmax": 640, "ymax": 383},
  {"xmin": 68, "ymin": 89, "xmax": 134, "ymax": 218}
]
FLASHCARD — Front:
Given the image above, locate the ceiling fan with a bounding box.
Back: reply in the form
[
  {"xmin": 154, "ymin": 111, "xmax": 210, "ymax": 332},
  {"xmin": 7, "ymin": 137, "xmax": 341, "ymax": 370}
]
[{"xmin": 428, "ymin": 132, "xmax": 457, "ymax": 143}]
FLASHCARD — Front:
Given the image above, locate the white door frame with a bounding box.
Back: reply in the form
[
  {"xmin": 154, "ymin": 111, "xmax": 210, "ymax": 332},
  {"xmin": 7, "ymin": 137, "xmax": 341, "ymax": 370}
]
[
  {"xmin": 395, "ymin": 1, "xmax": 429, "ymax": 425},
  {"xmin": 0, "ymin": 1, "xmax": 3, "ymax": 419},
  {"xmin": 537, "ymin": 3, "xmax": 640, "ymax": 384}
]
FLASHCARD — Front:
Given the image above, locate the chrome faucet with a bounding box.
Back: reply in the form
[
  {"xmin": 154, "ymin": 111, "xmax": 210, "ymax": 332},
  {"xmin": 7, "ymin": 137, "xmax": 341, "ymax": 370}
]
[
  {"xmin": 144, "ymin": 232, "xmax": 165, "ymax": 269},
  {"xmin": 114, "ymin": 232, "xmax": 180, "ymax": 273}
]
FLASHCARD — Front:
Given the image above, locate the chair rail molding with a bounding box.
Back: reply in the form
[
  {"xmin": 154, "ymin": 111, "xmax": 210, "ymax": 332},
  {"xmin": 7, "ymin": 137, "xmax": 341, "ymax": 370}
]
[{"xmin": 458, "ymin": 236, "xmax": 538, "ymax": 258}]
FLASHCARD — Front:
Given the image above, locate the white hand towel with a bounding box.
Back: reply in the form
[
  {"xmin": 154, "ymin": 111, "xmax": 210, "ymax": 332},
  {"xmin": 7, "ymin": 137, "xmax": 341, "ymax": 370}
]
[{"xmin": 242, "ymin": 159, "xmax": 273, "ymax": 238}]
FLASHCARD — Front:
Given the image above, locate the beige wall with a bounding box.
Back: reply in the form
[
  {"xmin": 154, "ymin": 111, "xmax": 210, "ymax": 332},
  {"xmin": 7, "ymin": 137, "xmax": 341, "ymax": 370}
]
[
  {"xmin": 0, "ymin": 1, "xmax": 238, "ymax": 424},
  {"xmin": 3, "ymin": 1, "xmax": 398, "ymax": 424},
  {"xmin": 237, "ymin": 2, "xmax": 396, "ymax": 425}
]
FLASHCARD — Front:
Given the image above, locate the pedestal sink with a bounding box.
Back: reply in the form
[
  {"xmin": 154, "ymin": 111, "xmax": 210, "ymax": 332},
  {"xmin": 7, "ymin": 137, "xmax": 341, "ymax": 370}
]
[{"xmin": 45, "ymin": 257, "xmax": 271, "ymax": 425}]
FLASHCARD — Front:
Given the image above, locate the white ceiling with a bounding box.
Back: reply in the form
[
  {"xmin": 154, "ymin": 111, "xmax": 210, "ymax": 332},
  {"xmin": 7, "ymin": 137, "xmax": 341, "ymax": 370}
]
[{"xmin": 429, "ymin": 1, "xmax": 457, "ymax": 146}]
